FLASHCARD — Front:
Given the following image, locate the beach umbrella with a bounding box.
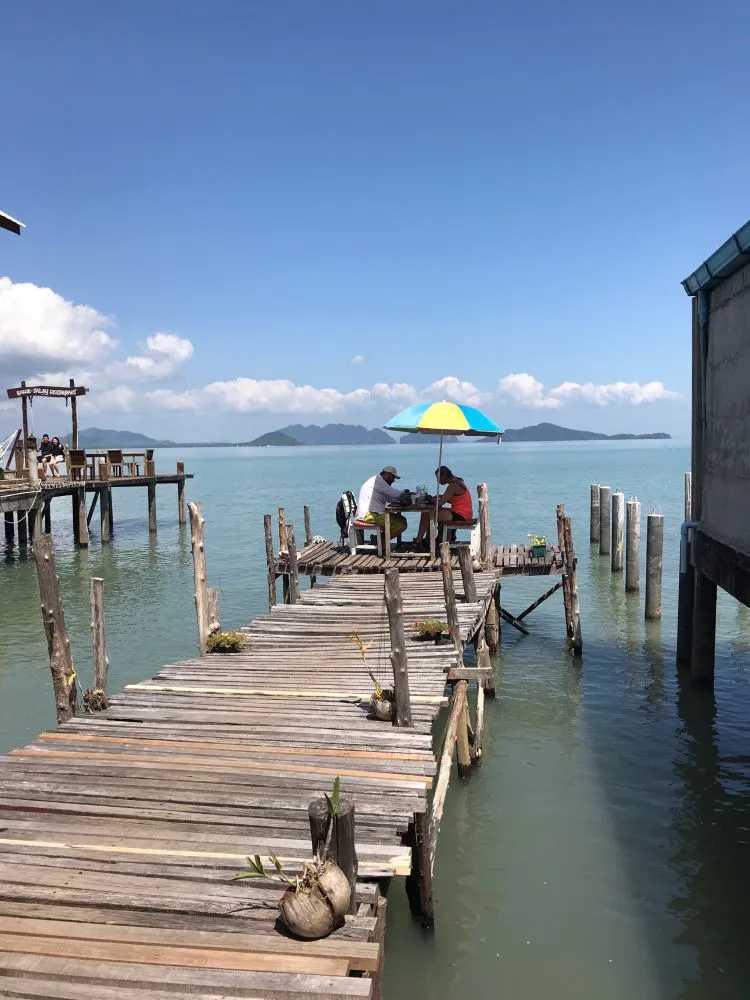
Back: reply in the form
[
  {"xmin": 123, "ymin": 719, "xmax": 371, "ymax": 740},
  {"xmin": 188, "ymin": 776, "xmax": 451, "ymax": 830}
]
[{"xmin": 384, "ymin": 401, "xmax": 503, "ymax": 528}]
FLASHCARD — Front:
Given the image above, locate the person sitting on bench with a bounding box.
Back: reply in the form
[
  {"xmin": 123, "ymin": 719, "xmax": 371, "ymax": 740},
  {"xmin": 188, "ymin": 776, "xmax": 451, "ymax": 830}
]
[
  {"xmin": 356, "ymin": 466, "xmax": 409, "ymax": 540},
  {"xmin": 414, "ymin": 465, "xmax": 473, "ymax": 547}
]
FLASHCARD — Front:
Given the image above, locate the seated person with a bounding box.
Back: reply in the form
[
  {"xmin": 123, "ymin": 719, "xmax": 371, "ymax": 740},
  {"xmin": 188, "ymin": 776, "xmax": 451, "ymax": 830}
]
[
  {"xmin": 47, "ymin": 436, "xmax": 65, "ymax": 477},
  {"xmin": 356, "ymin": 466, "xmax": 409, "ymax": 538},
  {"xmin": 415, "ymin": 466, "xmax": 473, "ymax": 546},
  {"xmin": 37, "ymin": 433, "xmax": 53, "ymax": 478}
]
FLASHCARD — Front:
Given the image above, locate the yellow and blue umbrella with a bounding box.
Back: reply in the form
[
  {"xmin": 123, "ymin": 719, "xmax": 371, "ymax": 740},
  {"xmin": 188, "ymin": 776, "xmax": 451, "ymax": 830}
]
[
  {"xmin": 384, "ymin": 401, "xmax": 503, "ymax": 438},
  {"xmin": 384, "ymin": 402, "xmax": 503, "ymax": 528}
]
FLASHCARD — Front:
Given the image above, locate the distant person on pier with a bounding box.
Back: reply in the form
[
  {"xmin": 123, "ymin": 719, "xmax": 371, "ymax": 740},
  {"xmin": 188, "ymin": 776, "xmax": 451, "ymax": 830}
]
[
  {"xmin": 414, "ymin": 465, "xmax": 473, "ymax": 548},
  {"xmin": 356, "ymin": 466, "xmax": 410, "ymax": 539}
]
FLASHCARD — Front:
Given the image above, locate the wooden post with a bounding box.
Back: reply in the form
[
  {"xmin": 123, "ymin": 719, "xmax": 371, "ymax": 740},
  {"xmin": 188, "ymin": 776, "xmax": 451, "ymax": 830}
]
[
  {"xmin": 690, "ymin": 570, "xmax": 716, "ymax": 684},
  {"xmin": 557, "ymin": 504, "xmax": 583, "ymax": 654},
  {"xmin": 455, "ymin": 682, "xmax": 471, "ymax": 779},
  {"xmin": 69, "ymin": 378, "xmax": 78, "ymax": 448},
  {"xmin": 625, "ymin": 498, "xmax": 641, "ymax": 593},
  {"xmin": 207, "ymin": 587, "xmax": 220, "ymax": 634},
  {"xmin": 263, "ymin": 514, "xmax": 277, "ymax": 609},
  {"xmin": 27, "ymin": 446, "xmax": 39, "ymax": 485},
  {"xmin": 278, "ymin": 507, "xmax": 288, "ymax": 552},
  {"xmin": 676, "ymin": 524, "xmax": 695, "ymax": 668},
  {"xmin": 303, "ymin": 505, "xmax": 313, "ymax": 545},
  {"xmin": 611, "ymin": 491, "xmax": 625, "ymax": 571},
  {"xmin": 17, "ymin": 509, "xmax": 28, "ymax": 546},
  {"xmin": 426, "ymin": 678, "xmax": 467, "ymax": 885},
  {"xmin": 384, "ymin": 568, "xmax": 412, "ymax": 727},
  {"xmin": 590, "ymin": 483, "xmax": 600, "ymax": 544},
  {"xmin": 286, "ymin": 523, "xmax": 301, "ymax": 604},
  {"xmin": 485, "ymin": 587, "xmax": 500, "ymax": 654},
  {"xmin": 645, "ymin": 513, "xmax": 664, "ymax": 620},
  {"xmin": 4, "ymin": 511, "xmax": 14, "ymax": 545},
  {"xmin": 90, "ymin": 577, "xmax": 108, "ymax": 693},
  {"xmin": 599, "ymin": 485, "xmax": 611, "ymax": 555},
  {"xmin": 684, "ymin": 471, "xmax": 693, "ymax": 522},
  {"xmin": 20, "ymin": 381, "xmax": 29, "ymax": 468},
  {"xmin": 188, "ymin": 501, "xmax": 210, "ymax": 654},
  {"xmin": 77, "ymin": 487, "xmax": 89, "ymax": 547},
  {"xmin": 309, "ymin": 796, "xmax": 358, "ymax": 915},
  {"xmin": 177, "ymin": 461, "xmax": 186, "ymax": 525},
  {"xmin": 71, "ymin": 493, "xmax": 80, "ymax": 546},
  {"xmin": 33, "ymin": 534, "xmax": 77, "ymax": 722},
  {"xmin": 477, "ymin": 635, "xmax": 496, "ymax": 698},
  {"xmin": 43, "ymin": 500, "xmax": 51, "ymax": 534},
  {"xmin": 477, "ymin": 482, "xmax": 491, "ymax": 568},
  {"xmin": 440, "ymin": 541, "xmax": 461, "ymax": 655},
  {"xmin": 100, "ymin": 486, "xmax": 112, "ymax": 543},
  {"xmin": 147, "ymin": 482, "xmax": 157, "ymax": 534},
  {"xmin": 456, "ymin": 544, "xmax": 477, "ymax": 602}
]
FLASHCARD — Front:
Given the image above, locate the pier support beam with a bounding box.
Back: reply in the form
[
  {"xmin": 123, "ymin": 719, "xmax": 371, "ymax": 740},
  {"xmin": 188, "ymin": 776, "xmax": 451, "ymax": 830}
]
[
  {"xmin": 17, "ymin": 509, "xmax": 28, "ymax": 546},
  {"xmin": 440, "ymin": 542, "xmax": 461, "ymax": 655},
  {"xmin": 33, "ymin": 534, "xmax": 77, "ymax": 722},
  {"xmin": 188, "ymin": 501, "xmax": 210, "ymax": 655},
  {"xmin": 477, "ymin": 482, "xmax": 491, "ymax": 567},
  {"xmin": 177, "ymin": 462, "xmax": 186, "ymax": 525},
  {"xmin": 611, "ymin": 491, "xmax": 625, "ymax": 571},
  {"xmin": 590, "ymin": 483, "xmax": 600, "ymax": 544},
  {"xmin": 77, "ymin": 487, "xmax": 89, "ymax": 547},
  {"xmin": 384, "ymin": 568, "xmax": 412, "ymax": 727},
  {"xmin": 100, "ymin": 487, "xmax": 112, "ymax": 543},
  {"xmin": 4, "ymin": 511, "xmax": 14, "ymax": 544},
  {"xmin": 147, "ymin": 481, "xmax": 157, "ymax": 534},
  {"xmin": 90, "ymin": 576, "xmax": 109, "ymax": 695},
  {"xmin": 599, "ymin": 485, "xmax": 611, "ymax": 556},
  {"xmin": 625, "ymin": 498, "xmax": 641, "ymax": 592},
  {"xmin": 457, "ymin": 545, "xmax": 477, "ymax": 602},
  {"xmin": 286, "ymin": 524, "xmax": 301, "ymax": 604},
  {"xmin": 43, "ymin": 500, "xmax": 51, "ymax": 534},
  {"xmin": 676, "ymin": 524, "xmax": 695, "ymax": 668},
  {"xmin": 485, "ymin": 591, "xmax": 500, "ymax": 655},
  {"xmin": 645, "ymin": 513, "xmax": 664, "ymax": 620},
  {"xmin": 263, "ymin": 514, "xmax": 277, "ymax": 609},
  {"xmin": 684, "ymin": 471, "xmax": 693, "ymax": 521},
  {"xmin": 690, "ymin": 571, "xmax": 716, "ymax": 684}
]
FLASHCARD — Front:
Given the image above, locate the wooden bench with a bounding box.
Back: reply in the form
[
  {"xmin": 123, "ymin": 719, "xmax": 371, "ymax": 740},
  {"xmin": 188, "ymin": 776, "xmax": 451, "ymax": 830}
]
[
  {"xmin": 440, "ymin": 517, "xmax": 478, "ymax": 546},
  {"xmin": 65, "ymin": 448, "xmax": 87, "ymax": 481}
]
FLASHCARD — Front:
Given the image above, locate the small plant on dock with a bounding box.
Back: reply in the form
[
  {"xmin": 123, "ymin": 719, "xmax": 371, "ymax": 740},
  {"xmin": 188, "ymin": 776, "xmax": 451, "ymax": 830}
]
[
  {"xmin": 233, "ymin": 777, "xmax": 351, "ymax": 939},
  {"xmin": 82, "ymin": 687, "xmax": 109, "ymax": 713},
  {"xmin": 413, "ymin": 618, "xmax": 449, "ymax": 639},
  {"xmin": 348, "ymin": 631, "xmax": 371, "ymax": 667},
  {"xmin": 206, "ymin": 630, "xmax": 247, "ymax": 653},
  {"xmin": 528, "ymin": 533, "xmax": 547, "ymax": 557}
]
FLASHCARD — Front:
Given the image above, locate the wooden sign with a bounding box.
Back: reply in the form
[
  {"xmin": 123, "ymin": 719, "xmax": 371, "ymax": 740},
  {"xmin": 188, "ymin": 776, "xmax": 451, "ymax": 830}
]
[{"xmin": 7, "ymin": 384, "xmax": 88, "ymax": 399}]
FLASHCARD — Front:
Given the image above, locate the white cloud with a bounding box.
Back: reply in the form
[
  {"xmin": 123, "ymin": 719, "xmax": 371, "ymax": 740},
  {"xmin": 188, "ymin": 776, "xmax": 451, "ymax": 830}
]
[
  {"xmin": 370, "ymin": 382, "xmax": 419, "ymax": 404},
  {"xmin": 426, "ymin": 376, "xmax": 487, "ymax": 406},
  {"xmin": 0, "ymin": 276, "xmax": 116, "ymax": 366},
  {"xmin": 498, "ymin": 372, "xmax": 561, "ymax": 409},
  {"xmin": 351, "ymin": 354, "xmax": 366, "ymax": 364},
  {"xmin": 125, "ymin": 332, "xmax": 194, "ymax": 378},
  {"xmin": 145, "ymin": 388, "xmax": 202, "ymax": 411},
  {"xmin": 498, "ymin": 372, "xmax": 678, "ymax": 409}
]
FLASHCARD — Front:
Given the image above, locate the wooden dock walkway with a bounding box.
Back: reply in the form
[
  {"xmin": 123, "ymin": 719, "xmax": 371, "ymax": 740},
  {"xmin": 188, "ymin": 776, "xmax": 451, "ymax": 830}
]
[{"xmin": 0, "ymin": 568, "xmax": 500, "ymax": 998}]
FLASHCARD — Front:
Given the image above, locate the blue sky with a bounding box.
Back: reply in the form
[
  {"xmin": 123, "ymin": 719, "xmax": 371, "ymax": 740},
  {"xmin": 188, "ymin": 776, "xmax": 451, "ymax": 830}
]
[{"xmin": 2, "ymin": 0, "xmax": 749, "ymax": 440}]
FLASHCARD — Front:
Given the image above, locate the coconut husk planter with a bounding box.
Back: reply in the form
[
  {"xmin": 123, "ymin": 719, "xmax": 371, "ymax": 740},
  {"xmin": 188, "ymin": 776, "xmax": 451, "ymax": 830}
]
[
  {"xmin": 365, "ymin": 671, "xmax": 395, "ymax": 721},
  {"xmin": 278, "ymin": 858, "xmax": 351, "ymax": 938},
  {"xmin": 413, "ymin": 618, "xmax": 450, "ymax": 645}
]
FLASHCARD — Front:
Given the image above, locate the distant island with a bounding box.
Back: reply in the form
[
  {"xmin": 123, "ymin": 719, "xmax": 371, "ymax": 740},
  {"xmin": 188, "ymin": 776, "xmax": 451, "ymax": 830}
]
[
  {"xmin": 68, "ymin": 423, "xmax": 395, "ymax": 449},
  {"xmin": 400, "ymin": 422, "xmax": 670, "ymax": 443}
]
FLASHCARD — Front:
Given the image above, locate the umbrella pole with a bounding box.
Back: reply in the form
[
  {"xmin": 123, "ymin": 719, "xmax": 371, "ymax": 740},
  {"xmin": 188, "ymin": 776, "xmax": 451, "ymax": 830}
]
[{"xmin": 433, "ymin": 432, "xmax": 444, "ymax": 554}]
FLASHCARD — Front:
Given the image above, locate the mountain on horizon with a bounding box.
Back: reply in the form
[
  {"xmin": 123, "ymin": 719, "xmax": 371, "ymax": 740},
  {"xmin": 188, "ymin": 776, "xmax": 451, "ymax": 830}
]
[
  {"xmin": 400, "ymin": 422, "xmax": 671, "ymax": 443},
  {"xmin": 278, "ymin": 423, "xmax": 394, "ymax": 445},
  {"xmin": 65, "ymin": 427, "xmax": 178, "ymax": 448}
]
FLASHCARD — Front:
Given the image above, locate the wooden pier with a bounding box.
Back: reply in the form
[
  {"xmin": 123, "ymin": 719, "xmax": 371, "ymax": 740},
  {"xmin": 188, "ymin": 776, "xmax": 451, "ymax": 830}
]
[{"xmin": 0, "ymin": 541, "xmax": 500, "ymax": 997}]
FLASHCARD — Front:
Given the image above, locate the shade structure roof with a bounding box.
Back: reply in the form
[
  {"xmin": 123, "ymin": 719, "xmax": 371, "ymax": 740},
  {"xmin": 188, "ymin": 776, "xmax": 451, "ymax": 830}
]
[
  {"xmin": 682, "ymin": 219, "xmax": 750, "ymax": 295},
  {"xmin": 0, "ymin": 209, "xmax": 25, "ymax": 236},
  {"xmin": 384, "ymin": 401, "xmax": 503, "ymax": 437}
]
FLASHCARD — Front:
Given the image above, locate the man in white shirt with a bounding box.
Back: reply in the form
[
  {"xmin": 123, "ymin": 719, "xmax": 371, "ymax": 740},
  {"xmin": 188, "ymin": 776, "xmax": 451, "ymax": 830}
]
[{"xmin": 357, "ymin": 466, "xmax": 409, "ymax": 538}]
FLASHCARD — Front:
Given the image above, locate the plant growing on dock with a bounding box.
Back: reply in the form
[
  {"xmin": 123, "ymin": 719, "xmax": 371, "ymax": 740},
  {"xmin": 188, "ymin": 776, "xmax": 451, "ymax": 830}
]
[
  {"xmin": 233, "ymin": 777, "xmax": 351, "ymax": 939},
  {"xmin": 82, "ymin": 687, "xmax": 109, "ymax": 713},
  {"xmin": 348, "ymin": 631, "xmax": 371, "ymax": 667},
  {"xmin": 528, "ymin": 534, "xmax": 547, "ymax": 548},
  {"xmin": 412, "ymin": 618, "xmax": 449, "ymax": 639},
  {"xmin": 206, "ymin": 630, "xmax": 247, "ymax": 653}
]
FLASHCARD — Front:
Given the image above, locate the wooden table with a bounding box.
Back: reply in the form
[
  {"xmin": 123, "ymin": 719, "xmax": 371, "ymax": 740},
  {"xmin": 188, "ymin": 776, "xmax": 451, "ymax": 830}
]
[{"xmin": 384, "ymin": 500, "xmax": 438, "ymax": 559}]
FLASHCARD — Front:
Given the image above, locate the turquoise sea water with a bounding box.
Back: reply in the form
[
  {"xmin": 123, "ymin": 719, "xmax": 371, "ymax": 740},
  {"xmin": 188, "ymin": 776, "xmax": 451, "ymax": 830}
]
[{"xmin": 2, "ymin": 440, "xmax": 749, "ymax": 999}]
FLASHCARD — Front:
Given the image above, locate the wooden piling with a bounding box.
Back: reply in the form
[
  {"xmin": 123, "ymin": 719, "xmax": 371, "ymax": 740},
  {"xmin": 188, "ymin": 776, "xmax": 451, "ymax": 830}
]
[
  {"xmin": 309, "ymin": 795, "xmax": 358, "ymax": 915},
  {"xmin": 33, "ymin": 534, "xmax": 77, "ymax": 722},
  {"xmin": 625, "ymin": 498, "xmax": 641, "ymax": 593},
  {"xmin": 17, "ymin": 509, "xmax": 28, "ymax": 546},
  {"xmin": 177, "ymin": 461, "xmax": 186, "ymax": 525},
  {"xmin": 303, "ymin": 505, "xmax": 313, "ymax": 545},
  {"xmin": 557, "ymin": 504, "xmax": 583, "ymax": 654},
  {"xmin": 485, "ymin": 588, "xmax": 500, "ymax": 654},
  {"xmin": 90, "ymin": 577, "xmax": 108, "ymax": 694},
  {"xmin": 676, "ymin": 523, "xmax": 695, "ymax": 668},
  {"xmin": 69, "ymin": 377, "xmax": 79, "ymax": 448},
  {"xmin": 76, "ymin": 487, "xmax": 89, "ymax": 547},
  {"xmin": 599, "ymin": 485, "xmax": 611, "ymax": 555},
  {"xmin": 43, "ymin": 500, "xmax": 51, "ymax": 534},
  {"xmin": 286, "ymin": 523, "xmax": 301, "ymax": 605},
  {"xmin": 263, "ymin": 513, "xmax": 276, "ymax": 609},
  {"xmin": 147, "ymin": 481, "xmax": 157, "ymax": 534},
  {"xmin": 278, "ymin": 507, "xmax": 288, "ymax": 552},
  {"xmin": 440, "ymin": 541, "xmax": 461, "ymax": 654},
  {"xmin": 477, "ymin": 635, "xmax": 496, "ymax": 698},
  {"xmin": 100, "ymin": 487, "xmax": 112, "ymax": 543},
  {"xmin": 456, "ymin": 683, "xmax": 472, "ymax": 779},
  {"xmin": 207, "ymin": 587, "xmax": 220, "ymax": 634},
  {"xmin": 457, "ymin": 544, "xmax": 477, "ymax": 602},
  {"xmin": 27, "ymin": 447, "xmax": 39, "ymax": 485},
  {"xmin": 426, "ymin": 678, "xmax": 467, "ymax": 873},
  {"xmin": 4, "ymin": 511, "xmax": 14, "ymax": 544},
  {"xmin": 690, "ymin": 570, "xmax": 716, "ymax": 684},
  {"xmin": 188, "ymin": 501, "xmax": 210, "ymax": 655},
  {"xmin": 611, "ymin": 491, "xmax": 625, "ymax": 571},
  {"xmin": 384, "ymin": 568, "xmax": 412, "ymax": 727},
  {"xmin": 590, "ymin": 483, "xmax": 601, "ymax": 543},
  {"xmin": 477, "ymin": 482, "xmax": 491, "ymax": 567},
  {"xmin": 684, "ymin": 471, "xmax": 693, "ymax": 522},
  {"xmin": 645, "ymin": 513, "xmax": 664, "ymax": 620}
]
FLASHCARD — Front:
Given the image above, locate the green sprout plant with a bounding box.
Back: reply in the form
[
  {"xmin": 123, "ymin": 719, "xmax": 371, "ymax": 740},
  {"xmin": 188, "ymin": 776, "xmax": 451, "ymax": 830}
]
[
  {"xmin": 206, "ymin": 630, "xmax": 247, "ymax": 653},
  {"xmin": 413, "ymin": 618, "xmax": 449, "ymax": 639}
]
